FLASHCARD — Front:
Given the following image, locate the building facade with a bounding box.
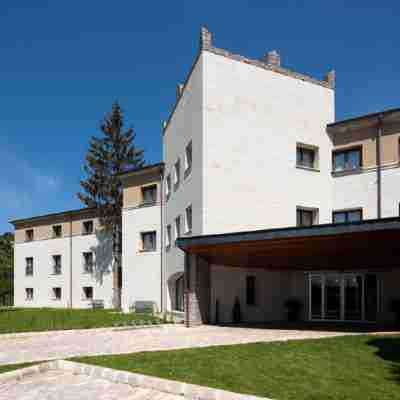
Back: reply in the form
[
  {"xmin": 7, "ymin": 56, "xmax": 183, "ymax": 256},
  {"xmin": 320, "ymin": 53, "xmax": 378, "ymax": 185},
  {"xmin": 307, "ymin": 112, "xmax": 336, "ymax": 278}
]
[{"xmin": 11, "ymin": 27, "xmax": 400, "ymax": 324}]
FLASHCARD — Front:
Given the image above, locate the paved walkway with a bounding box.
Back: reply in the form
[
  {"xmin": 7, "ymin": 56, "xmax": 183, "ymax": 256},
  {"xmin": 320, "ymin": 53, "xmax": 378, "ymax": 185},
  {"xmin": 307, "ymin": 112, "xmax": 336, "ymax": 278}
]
[
  {"xmin": 0, "ymin": 325, "xmax": 353, "ymax": 366},
  {"xmin": 0, "ymin": 369, "xmax": 181, "ymax": 400}
]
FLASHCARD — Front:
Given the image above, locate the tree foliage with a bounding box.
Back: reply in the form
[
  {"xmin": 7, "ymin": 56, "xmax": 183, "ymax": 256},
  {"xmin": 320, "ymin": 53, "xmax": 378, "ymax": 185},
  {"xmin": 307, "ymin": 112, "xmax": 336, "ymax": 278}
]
[
  {"xmin": 0, "ymin": 232, "xmax": 13, "ymax": 296},
  {"xmin": 77, "ymin": 101, "xmax": 145, "ymax": 229}
]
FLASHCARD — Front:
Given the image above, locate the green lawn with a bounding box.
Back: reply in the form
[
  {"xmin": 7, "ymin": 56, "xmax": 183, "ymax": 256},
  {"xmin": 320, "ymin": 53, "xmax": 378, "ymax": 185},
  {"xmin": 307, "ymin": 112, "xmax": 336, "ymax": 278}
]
[
  {"xmin": 74, "ymin": 335, "xmax": 400, "ymax": 400},
  {"xmin": 0, "ymin": 308, "xmax": 162, "ymax": 334},
  {"xmin": 0, "ymin": 361, "xmax": 39, "ymax": 374}
]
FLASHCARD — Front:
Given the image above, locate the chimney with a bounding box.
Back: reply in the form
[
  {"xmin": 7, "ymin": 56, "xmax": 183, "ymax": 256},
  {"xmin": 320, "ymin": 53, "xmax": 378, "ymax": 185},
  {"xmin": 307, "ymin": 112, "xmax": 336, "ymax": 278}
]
[
  {"xmin": 199, "ymin": 26, "xmax": 212, "ymax": 50},
  {"xmin": 176, "ymin": 84, "xmax": 184, "ymax": 101},
  {"xmin": 264, "ymin": 50, "xmax": 281, "ymax": 67},
  {"xmin": 325, "ymin": 70, "xmax": 336, "ymax": 88}
]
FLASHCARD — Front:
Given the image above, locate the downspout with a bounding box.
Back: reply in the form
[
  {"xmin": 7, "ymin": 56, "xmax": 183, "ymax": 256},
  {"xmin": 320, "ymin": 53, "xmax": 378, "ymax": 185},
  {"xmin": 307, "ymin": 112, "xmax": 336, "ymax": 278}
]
[
  {"xmin": 376, "ymin": 114, "xmax": 383, "ymax": 219},
  {"xmin": 160, "ymin": 165, "xmax": 165, "ymax": 313},
  {"xmin": 69, "ymin": 216, "xmax": 73, "ymax": 308}
]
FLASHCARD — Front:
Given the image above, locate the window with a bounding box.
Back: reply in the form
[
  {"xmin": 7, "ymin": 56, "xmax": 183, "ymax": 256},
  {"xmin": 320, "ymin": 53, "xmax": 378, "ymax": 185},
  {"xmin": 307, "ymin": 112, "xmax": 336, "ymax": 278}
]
[
  {"xmin": 333, "ymin": 209, "xmax": 362, "ymax": 224},
  {"xmin": 184, "ymin": 141, "xmax": 192, "ymax": 175},
  {"xmin": 26, "ymin": 288, "xmax": 33, "ymax": 301},
  {"xmin": 52, "ymin": 225, "xmax": 62, "ymax": 238},
  {"xmin": 333, "ymin": 148, "xmax": 361, "ymax": 172},
  {"xmin": 175, "ymin": 275, "xmax": 184, "ymax": 311},
  {"xmin": 83, "ymin": 252, "xmax": 94, "ymax": 273},
  {"xmin": 83, "ymin": 286, "xmax": 93, "ymax": 300},
  {"xmin": 246, "ymin": 276, "xmax": 256, "ymax": 305},
  {"xmin": 174, "ymin": 159, "xmax": 181, "ymax": 188},
  {"xmin": 166, "ymin": 174, "xmax": 171, "ymax": 199},
  {"xmin": 25, "ymin": 229, "xmax": 34, "ymax": 242},
  {"xmin": 25, "ymin": 257, "xmax": 33, "ymax": 276},
  {"xmin": 166, "ymin": 225, "xmax": 172, "ymax": 249},
  {"xmin": 53, "ymin": 255, "xmax": 62, "ymax": 275},
  {"xmin": 141, "ymin": 231, "xmax": 157, "ymax": 252},
  {"xmin": 82, "ymin": 220, "xmax": 94, "ymax": 235},
  {"xmin": 175, "ymin": 216, "xmax": 181, "ymax": 245},
  {"xmin": 297, "ymin": 208, "xmax": 317, "ymax": 227},
  {"xmin": 185, "ymin": 205, "xmax": 192, "ymax": 234},
  {"xmin": 141, "ymin": 185, "xmax": 157, "ymax": 206},
  {"xmin": 52, "ymin": 287, "xmax": 62, "ymax": 301},
  {"xmin": 297, "ymin": 145, "xmax": 317, "ymax": 169}
]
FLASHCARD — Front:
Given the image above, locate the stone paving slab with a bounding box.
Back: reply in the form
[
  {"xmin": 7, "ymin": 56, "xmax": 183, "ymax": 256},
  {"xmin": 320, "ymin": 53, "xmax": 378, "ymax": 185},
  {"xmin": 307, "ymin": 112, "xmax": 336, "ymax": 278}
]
[{"xmin": 0, "ymin": 325, "xmax": 357, "ymax": 366}]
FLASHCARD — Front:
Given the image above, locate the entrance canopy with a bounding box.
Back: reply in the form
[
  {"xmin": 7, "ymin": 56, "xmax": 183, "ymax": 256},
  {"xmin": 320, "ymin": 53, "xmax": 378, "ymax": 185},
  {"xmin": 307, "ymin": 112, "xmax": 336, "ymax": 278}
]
[{"xmin": 177, "ymin": 218, "xmax": 400, "ymax": 270}]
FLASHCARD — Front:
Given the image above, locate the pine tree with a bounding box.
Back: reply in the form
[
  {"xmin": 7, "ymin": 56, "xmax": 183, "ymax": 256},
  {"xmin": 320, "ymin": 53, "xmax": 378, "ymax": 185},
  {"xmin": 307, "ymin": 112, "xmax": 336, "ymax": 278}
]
[{"xmin": 77, "ymin": 102, "xmax": 144, "ymax": 307}]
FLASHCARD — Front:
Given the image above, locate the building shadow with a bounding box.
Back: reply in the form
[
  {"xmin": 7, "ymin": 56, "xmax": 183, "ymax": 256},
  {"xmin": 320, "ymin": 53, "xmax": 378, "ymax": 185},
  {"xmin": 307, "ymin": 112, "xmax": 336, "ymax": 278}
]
[{"xmin": 367, "ymin": 336, "xmax": 400, "ymax": 384}]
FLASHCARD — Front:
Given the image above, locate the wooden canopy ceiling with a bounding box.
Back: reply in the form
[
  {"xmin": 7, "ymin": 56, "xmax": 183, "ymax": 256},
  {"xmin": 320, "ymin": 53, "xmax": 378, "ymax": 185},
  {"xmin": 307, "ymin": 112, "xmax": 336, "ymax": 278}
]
[{"xmin": 177, "ymin": 219, "xmax": 400, "ymax": 270}]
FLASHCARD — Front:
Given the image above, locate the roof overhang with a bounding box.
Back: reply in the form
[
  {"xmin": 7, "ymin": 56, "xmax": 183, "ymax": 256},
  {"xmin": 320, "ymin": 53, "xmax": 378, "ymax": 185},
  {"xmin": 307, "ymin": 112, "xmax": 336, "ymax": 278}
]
[
  {"xmin": 327, "ymin": 108, "xmax": 400, "ymax": 135},
  {"xmin": 177, "ymin": 218, "xmax": 400, "ymax": 270},
  {"xmin": 118, "ymin": 163, "xmax": 164, "ymax": 182}
]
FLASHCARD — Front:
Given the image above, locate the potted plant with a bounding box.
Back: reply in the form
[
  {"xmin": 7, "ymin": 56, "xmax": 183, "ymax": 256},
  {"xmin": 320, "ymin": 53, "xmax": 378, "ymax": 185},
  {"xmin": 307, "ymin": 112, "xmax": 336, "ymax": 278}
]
[
  {"xmin": 284, "ymin": 298, "xmax": 303, "ymax": 322},
  {"xmin": 389, "ymin": 298, "xmax": 400, "ymax": 325}
]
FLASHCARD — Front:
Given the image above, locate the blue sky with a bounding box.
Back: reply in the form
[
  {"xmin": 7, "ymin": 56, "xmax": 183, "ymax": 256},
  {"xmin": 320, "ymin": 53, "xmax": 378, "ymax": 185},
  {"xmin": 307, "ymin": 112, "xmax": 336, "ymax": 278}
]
[{"xmin": 0, "ymin": 1, "xmax": 399, "ymax": 233}]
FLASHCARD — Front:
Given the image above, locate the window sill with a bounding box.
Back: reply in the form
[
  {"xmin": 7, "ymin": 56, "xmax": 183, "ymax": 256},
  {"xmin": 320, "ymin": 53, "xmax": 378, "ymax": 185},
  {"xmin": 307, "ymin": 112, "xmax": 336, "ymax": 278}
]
[
  {"xmin": 25, "ymin": 299, "xmax": 33, "ymax": 301},
  {"xmin": 51, "ymin": 273, "xmax": 62, "ymax": 276},
  {"xmin": 296, "ymin": 165, "xmax": 320, "ymax": 172},
  {"xmin": 184, "ymin": 230, "xmax": 192, "ymax": 236},
  {"xmin": 138, "ymin": 249, "xmax": 157, "ymax": 254},
  {"xmin": 139, "ymin": 201, "xmax": 157, "ymax": 208},
  {"xmin": 83, "ymin": 270, "xmax": 94, "ymax": 274},
  {"xmin": 52, "ymin": 298, "xmax": 62, "ymax": 301},
  {"xmin": 25, "ymin": 274, "xmax": 33, "ymax": 277},
  {"xmin": 332, "ymin": 167, "xmax": 363, "ymax": 177},
  {"xmin": 82, "ymin": 232, "xmax": 94, "ymax": 236}
]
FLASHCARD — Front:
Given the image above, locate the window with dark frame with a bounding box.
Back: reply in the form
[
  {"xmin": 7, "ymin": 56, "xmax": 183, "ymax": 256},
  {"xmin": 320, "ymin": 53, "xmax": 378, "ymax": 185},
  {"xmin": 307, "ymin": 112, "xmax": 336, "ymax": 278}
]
[
  {"xmin": 83, "ymin": 252, "xmax": 94, "ymax": 273},
  {"xmin": 52, "ymin": 225, "xmax": 62, "ymax": 238},
  {"xmin": 25, "ymin": 229, "xmax": 34, "ymax": 242},
  {"xmin": 333, "ymin": 209, "xmax": 362, "ymax": 224},
  {"xmin": 141, "ymin": 185, "xmax": 157, "ymax": 206},
  {"xmin": 297, "ymin": 209, "xmax": 315, "ymax": 227},
  {"xmin": 175, "ymin": 216, "xmax": 181, "ymax": 245},
  {"xmin": 141, "ymin": 231, "xmax": 157, "ymax": 252},
  {"xmin": 83, "ymin": 286, "xmax": 93, "ymax": 300},
  {"xmin": 26, "ymin": 288, "xmax": 34, "ymax": 300},
  {"xmin": 174, "ymin": 159, "xmax": 181, "ymax": 188},
  {"xmin": 296, "ymin": 146, "xmax": 315, "ymax": 169},
  {"xmin": 185, "ymin": 205, "xmax": 192, "ymax": 233},
  {"xmin": 166, "ymin": 225, "xmax": 172, "ymax": 249},
  {"xmin": 53, "ymin": 255, "xmax": 62, "ymax": 275},
  {"xmin": 53, "ymin": 287, "xmax": 62, "ymax": 300},
  {"xmin": 166, "ymin": 174, "xmax": 171, "ymax": 198},
  {"xmin": 246, "ymin": 276, "xmax": 256, "ymax": 305},
  {"xmin": 82, "ymin": 220, "xmax": 94, "ymax": 235},
  {"xmin": 333, "ymin": 148, "xmax": 361, "ymax": 172},
  {"xmin": 185, "ymin": 141, "xmax": 192, "ymax": 175},
  {"xmin": 25, "ymin": 258, "xmax": 33, "ymax": 276},
  {"xmin": 175, "ymin": 275, "xmax": 184, "ymax": 311}
]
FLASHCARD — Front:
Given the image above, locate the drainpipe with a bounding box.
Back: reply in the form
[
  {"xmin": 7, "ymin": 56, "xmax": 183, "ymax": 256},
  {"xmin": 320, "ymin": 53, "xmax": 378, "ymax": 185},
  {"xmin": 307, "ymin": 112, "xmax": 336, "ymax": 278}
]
[
  {"xmin": 376, "ymin": 114, "xmax": 383, "ymax": 219},
  {"xmin": 69, "ymin": 216, "xmax": 73, "ymax": 308},
  {"xmin": 160, "ymin": 165, "xmax": 165, "ymax": 313}
]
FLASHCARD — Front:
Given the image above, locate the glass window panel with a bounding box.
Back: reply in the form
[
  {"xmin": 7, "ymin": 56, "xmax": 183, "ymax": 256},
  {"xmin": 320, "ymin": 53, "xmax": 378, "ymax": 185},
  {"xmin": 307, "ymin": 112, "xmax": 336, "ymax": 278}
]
[
  {"xmin": 333, "ymin": 212, "xmax": 346, "ymax": 224},
  {"xmin": 347, "ymin": 150, "xmax": 360, "ymax": 169},
  {"xmin": 324, "ymin": 275, "xmax": 341, "ymax": 320},
  {"xmin": 310, "ymin": 275, "xmax": 322, "ymax": 319},
  {"xmin": 333, "ymin": 152, "xmax": 345, "ymax": 171},
  {"xmin": 344, "ymin": 275, "xmax": 362, "ymax": 320},
  {"xmin": 348, "ymin": 210, "xmax": 362, "ymax": 222}
]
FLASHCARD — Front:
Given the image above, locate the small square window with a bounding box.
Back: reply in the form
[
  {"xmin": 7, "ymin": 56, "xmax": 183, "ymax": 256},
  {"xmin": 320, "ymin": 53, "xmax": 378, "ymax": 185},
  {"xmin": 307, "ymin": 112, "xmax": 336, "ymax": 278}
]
[
  {"xmin": 25, "ymin": 229, "xmax": 34, "ymax": 242},
  {"xmin": 82, "ymin": 220, "xmax": 94, "ymax": 235},
  {"xmin": 333, "ymin": 209, "xmax": 362, "ymax": 224},
  {"xmin": 166, "ymin": 174, "xmax": 171, "ymax": 198},
  {"xmin": 174, "ymin": 160, "xmax": 181, "ymax": 188},
  {"xmin": 83, "ymin": 286, "xmax": 93, "ymax": 300},
  {"xmin": 26, "ymin": 288, "xmax": 34, "ymax": 300},
  {"xmin": 141, "ymin": 185, "xmax": 157, "ymax": 206},
  {"xmin": 185, "ymin": 205, "xmax": 192, "ymax": 234},
  {"xmin": 83, "ymin": 252, "xmax": 94, "ymax": 273},
  {"xmin": 53, "ymin": 287, "xmax": 62, "ymax": 301},
  {"xmin": 296, "ymin": 208, "xmax": 318, "ymax": 227},
  {"xmin": 296, "ymin": 145, "xmax": 317, "ymax": 169},
  {"xmin": 175, "ymin": 216, "xmax": 181, "ymax": 245},
  {"xmin": 166, "ymin": 225, "xmax": 172, "ymax": 249},
  {"xmin": 25, "ymin": 257, "xmax": 33, "ymax": 276},
  {"xmin": 53, "ymin": 255, "xmax": 62, "ymax": 275},
  {"xmin": 52, "ymin": 225, "xmax": 62, "ymax": 238},
  {"xmin": 141, "ymin": 231, "xmax": 157, "ymax": 252},
  {"xmin": 333, "ymin": 148, "xmax": 362, "ymax": 172},
  {"xmin": 184, "ymin": 141, "xmax": 192, "ymax": 176}
]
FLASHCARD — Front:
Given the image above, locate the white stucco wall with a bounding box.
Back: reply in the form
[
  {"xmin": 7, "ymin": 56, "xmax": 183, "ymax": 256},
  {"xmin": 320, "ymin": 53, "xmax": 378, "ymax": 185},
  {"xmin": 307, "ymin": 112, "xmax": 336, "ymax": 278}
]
[
  {"xmin": 333, "ymin": 166, "xmax": 400, "ymax": 220},
  {"xmin": 14, "ymin": 232, "xmax": 113, "ymax": 309},
  {"xmin": 201, "ymin": 51, "xmax": 335, "ymax": 234},
  {"xmin": 163, "ymin": 54, "xmax": 204, "ymax": 310},
  {"xmin": 121, "ymin": 205, "xmax": 161, "ymax": 312},
  {"xmin": 210, "ymin": 265, "xmax": 307, "ymax": 323}
]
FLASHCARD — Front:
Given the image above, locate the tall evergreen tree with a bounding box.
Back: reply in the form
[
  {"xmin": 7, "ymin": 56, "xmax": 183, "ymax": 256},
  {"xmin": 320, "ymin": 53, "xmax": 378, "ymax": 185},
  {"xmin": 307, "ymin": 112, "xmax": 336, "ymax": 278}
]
[{"xmin": 78, "ymin": 102, "xmax": 144, "ymax": 307}]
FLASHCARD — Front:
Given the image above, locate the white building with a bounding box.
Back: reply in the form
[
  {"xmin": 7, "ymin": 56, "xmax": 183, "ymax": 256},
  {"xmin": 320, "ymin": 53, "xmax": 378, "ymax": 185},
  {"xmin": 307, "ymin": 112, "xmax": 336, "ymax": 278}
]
[{"xmin": 11, "ymin": 27, "xmax": 400, "ymax": 325}]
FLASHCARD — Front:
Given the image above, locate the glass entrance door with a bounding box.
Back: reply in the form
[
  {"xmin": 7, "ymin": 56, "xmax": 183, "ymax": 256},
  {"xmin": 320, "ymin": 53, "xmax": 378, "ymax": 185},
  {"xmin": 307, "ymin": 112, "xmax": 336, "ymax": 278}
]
[{"xmin": 309, "ymin": 273, "xmax": 377, "ymax": 322}]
